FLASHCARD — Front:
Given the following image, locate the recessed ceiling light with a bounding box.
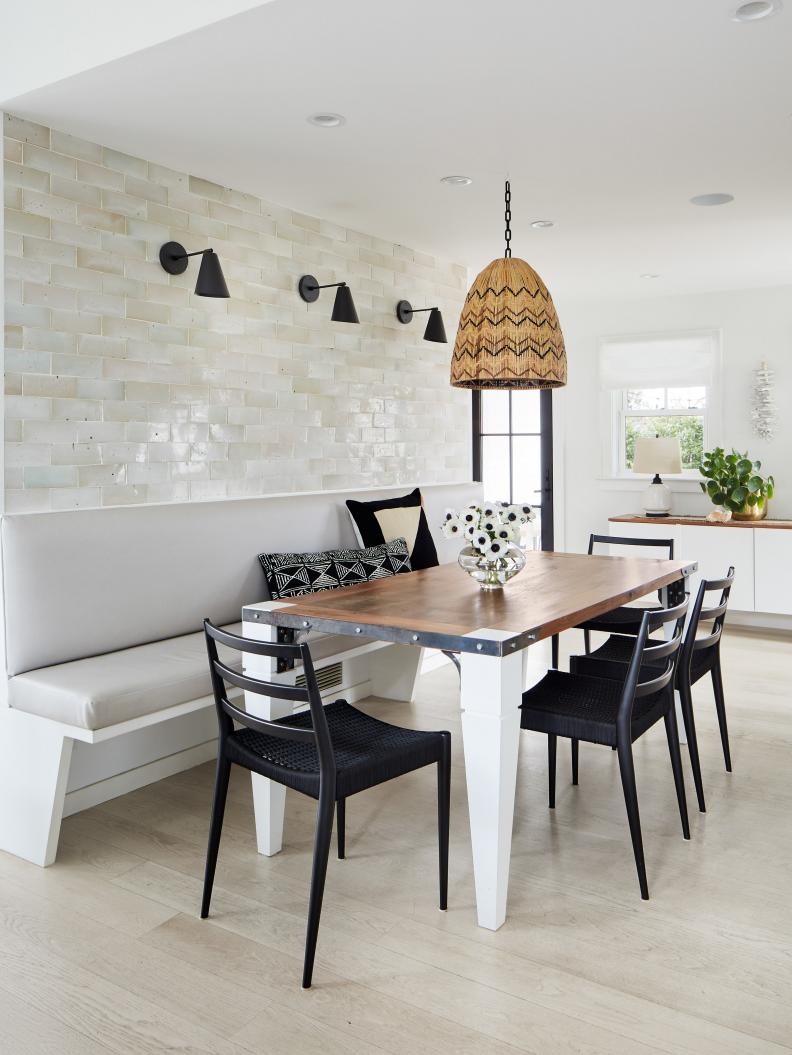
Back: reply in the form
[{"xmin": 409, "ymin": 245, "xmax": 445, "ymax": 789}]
[
  {"xmin": 440, "ymin": 175, "xmax": 473, "ymax": 186},
  {"xmin": 690, "ymin": 193, "xmax": 735, "ymax": 206},
  {"xmin": 640, "ymin": 273, "xmax": 660, "ymax": 279},
  {"xmin": 307, "ymin": 113, "xmax": 346, "ymax": 128},
  {"xmin": 732, "ymin": 0, "xmax": 781, "ymax": 21},
  {"xmin": 531, "ymin": 220, "xmax": 554, "ymax": 229}
]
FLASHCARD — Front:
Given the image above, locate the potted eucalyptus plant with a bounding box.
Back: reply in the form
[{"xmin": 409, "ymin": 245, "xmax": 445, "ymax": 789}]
[{"xmin": 699, "ymin": 447, "xmax": 774, "ymax": 520}]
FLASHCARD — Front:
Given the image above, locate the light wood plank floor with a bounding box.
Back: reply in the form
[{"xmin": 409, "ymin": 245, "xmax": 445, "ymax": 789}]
[{"xmin": 1, "ymin": 628, "xmax": 790, "ymax": 1055}]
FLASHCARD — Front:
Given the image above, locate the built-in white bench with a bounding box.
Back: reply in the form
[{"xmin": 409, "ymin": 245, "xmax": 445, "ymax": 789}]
[{"xmin": 0, "ymin": 481, "xmax": 481, "ymax": 866}]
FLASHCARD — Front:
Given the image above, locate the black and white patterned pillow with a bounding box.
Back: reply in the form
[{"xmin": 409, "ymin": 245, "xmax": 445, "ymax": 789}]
[{"xmin": 258, "ymin": 538, "xmax": 412, "ymax": 600}]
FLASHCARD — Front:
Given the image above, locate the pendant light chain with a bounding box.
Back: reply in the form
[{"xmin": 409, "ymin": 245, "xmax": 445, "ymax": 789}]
[{"xmin": 504, "ymin": 180, "xmax": 512, "ymax": 259}]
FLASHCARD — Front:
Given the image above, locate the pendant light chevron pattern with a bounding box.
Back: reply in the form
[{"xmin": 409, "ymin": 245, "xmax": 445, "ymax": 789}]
[{"xmin": 450, "ymin": 183, "xmax": 567, "ymax": 389}]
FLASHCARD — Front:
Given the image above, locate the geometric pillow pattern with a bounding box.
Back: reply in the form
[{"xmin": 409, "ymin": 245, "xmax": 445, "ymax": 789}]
[
  {"xmin": 258, "ymin": 538, "xmax": 412, "ymax": 601},
  {"xmin": 346, "ymin": 488, "xmax": 439, "ymax": 571}
]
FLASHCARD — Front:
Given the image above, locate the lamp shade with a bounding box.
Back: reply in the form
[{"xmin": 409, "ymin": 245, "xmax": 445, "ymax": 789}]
[
  {"xmin": 195, "ymin": 250, "xmax": 230, "ymax": 298},
  {"xmin": 450, "ymin": 257, "xmax": 566, "ymax": 389},
  {"xmin": 423, "ymin": 307, "xmax": 447, "ymax": 344},
  {"xmin": 632, "ymin": 436, "xmax": 683, "ymax": 475},
  {"xmin": 331, "ymin": 283, "xmax": 359, "ymax": 323}
]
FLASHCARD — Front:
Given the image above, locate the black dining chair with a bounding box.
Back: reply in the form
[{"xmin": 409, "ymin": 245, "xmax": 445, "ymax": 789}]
[
  {"xmin": 521, "ymin": 598, "xmax": 689, "ymax": 899},
  {"xmin": 201, "ymin": 621, "xmax": 451, "ymax": 988},
  {"xmin": 569, "ymin": 568, "xmax": 735, "ymax": 813},
  {"xmin": 551, "ymin": 533, "xmax": 676, "ymax": 669}
]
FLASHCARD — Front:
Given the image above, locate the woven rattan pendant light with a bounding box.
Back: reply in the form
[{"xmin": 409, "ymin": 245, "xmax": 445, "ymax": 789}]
[{"xmin": 450, "ymin": 181, "xmax": 567, "ymax": 389}]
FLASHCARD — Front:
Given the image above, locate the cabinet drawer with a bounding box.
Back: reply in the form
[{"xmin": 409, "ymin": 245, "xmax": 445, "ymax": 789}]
[
  {"xmin": 754, "ymin": 530, "xmax": 792, "ymax": 615},
  {"xmin": 676, "ymin": 525, "xmax": 754, "ymax": 612}
]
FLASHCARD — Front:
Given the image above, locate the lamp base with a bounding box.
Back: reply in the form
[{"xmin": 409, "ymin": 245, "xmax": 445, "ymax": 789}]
[
  {"xmin": 641, "ymin": 474, "xmax": 672, "ymax": 517},
  {"xmin": 159, "ymin": 241, "xmax": 188, "ymax": 276}
]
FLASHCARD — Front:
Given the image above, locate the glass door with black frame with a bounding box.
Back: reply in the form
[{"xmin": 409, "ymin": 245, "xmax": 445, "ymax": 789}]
[{"xmin": 472, "ymin": 390, "xmax": 554, "ymax": 550}]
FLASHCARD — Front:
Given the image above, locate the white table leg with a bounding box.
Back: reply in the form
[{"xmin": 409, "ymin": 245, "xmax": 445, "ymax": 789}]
[
  {"xmin": 460, "ymin": 633, "xmax": 524, "ymax": 930},
  {"xmin": 242, "ymin": 615, "xmax": 292, "ymax": 856}
]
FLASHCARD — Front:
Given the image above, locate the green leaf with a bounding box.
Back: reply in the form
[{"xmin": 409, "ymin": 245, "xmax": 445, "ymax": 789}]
[
  {"xmin": 767, "ymin": 483, "xmax": 774, "ymax": 499},
  {"xmin": 712, "ymin": 490, "xmax": 726, "ymax": 505},
  {"xmin": 746, "ymin": 494, "xmax": 757, "ymax": 506},
  {"xmin": 731, "ymin": 486, "xmax": 748, "ymax": 505},
  {"xmin": 737, "ymin": 459, "xmax": 752, "ymax": 476},
  {"xmin": 747, "ymin": 476, "xmax": 764, "ymax": 492}
]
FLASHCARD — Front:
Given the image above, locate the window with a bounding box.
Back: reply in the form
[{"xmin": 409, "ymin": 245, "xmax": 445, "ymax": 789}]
[
  {"xmin": 472, "ymin": 390, "xmax": 553, "ymax": 549},
  {"xmin": 599, "ymin": 332, "xmax": 719, "ymax": 478},
  {"xmin": 621, "ymin": 386, "xmax": 707, "ymax": 473}
]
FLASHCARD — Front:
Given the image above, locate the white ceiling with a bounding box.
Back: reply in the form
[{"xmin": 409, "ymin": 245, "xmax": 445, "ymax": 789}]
[
  {"xmin": 4, "ymin": 0, "xmax": 792, "ymax": 301},
  {"xmin": 0, "ymin": 1, "xmax": 269, "ymax": 101}
]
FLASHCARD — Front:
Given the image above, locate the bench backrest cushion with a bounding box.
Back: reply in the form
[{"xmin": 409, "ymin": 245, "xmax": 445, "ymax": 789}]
[{"xmin": 1, "ymin": 482, "xmax": 481, "ymax": 676}]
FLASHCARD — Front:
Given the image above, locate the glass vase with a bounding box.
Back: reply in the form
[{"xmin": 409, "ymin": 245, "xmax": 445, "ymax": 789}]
[{"xmin": 457, "ymin": 542, "xmax": 526, "ymax": 590}]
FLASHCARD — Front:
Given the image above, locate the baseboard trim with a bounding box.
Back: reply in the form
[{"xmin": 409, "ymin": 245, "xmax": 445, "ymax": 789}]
[{"xmin": 63, "ymin": 739, "xmax": 218, "ymax": 817}]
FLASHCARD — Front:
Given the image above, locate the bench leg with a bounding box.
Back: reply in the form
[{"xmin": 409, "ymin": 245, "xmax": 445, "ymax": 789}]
[
  {"xmin": 0, "ymin": 709, "xmax": 73, "ymax": 866},
  {"xmin": 369, "ymin": 643, "xmax": 424, "ymax": 702}
]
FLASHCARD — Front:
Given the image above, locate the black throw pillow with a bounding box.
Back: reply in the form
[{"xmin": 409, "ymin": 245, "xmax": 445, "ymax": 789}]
[
  {"xmin": 346, "ymin": 488, "xmax": 439, "ymax": 571},
  {"xmin": 259, "ymin": 539, "xmax": 412, "ymax": 600}
]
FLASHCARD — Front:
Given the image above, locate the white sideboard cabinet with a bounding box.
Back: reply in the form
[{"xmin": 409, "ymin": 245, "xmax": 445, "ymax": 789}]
[{"xmin": 608, "ymin": 515, "xmax": 792, "ymax": 618}]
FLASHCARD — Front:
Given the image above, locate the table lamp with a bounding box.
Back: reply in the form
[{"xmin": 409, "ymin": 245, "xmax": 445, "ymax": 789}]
[{"xmin": 632, "ymin": 435, "xmax": 682, "ymax": 517}]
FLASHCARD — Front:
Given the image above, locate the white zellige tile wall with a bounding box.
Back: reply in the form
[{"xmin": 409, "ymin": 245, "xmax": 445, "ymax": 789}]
[{"xmin": 2, "ymin": 113, "xmax": 471, "ymax": 512}]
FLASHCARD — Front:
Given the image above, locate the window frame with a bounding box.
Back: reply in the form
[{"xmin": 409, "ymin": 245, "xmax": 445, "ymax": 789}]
[
  {"xmin": 598, "ymin": 328, "xmax": 723, "ymax": 483},
  {"xmin": 472, "ymin": 389, "xmax": 554, "ymax": 550},
  {"xmin": 615, "ymin": 386, "xmax": 709, "ymax": 478}
]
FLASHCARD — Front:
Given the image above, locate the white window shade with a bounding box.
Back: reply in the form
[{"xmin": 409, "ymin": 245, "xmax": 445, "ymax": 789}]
[{"xmin": 599, "ymin": 334, "xmax": 717, "ymax": 390}]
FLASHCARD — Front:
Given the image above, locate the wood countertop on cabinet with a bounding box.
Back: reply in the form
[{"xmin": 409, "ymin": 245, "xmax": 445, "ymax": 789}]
[{"xmin": 609, "ymin": 514, "xmax": 792, "ymax": 530}]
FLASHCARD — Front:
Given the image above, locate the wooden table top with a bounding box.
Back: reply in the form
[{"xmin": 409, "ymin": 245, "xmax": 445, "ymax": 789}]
[
  {"xmin": 243, "ymin": 551, "xmax": 696, "ymax": 657},
  {"xmin": 610, "ymin": 514, "xmax": 792, "ymax": 530}
]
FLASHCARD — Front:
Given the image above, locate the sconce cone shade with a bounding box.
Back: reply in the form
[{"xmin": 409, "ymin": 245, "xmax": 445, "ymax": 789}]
[
  {"xmin": 450, "ymin": 257, "xmax": 566, "ymax": 389},
  {"xmin": 194, "ymin": 250, "xmax": 230, "ymax": 298},
  {"xmin": 331, "ymin": 283, "xmax": 359, "ymax": 324},
  {"xmin": 423, "ymin": 308, "xmax": 448, "ymax": 344}
]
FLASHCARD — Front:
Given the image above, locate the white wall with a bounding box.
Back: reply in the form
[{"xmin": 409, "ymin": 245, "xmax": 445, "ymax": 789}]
[
  {"xmin": 556, "ymin": 285, "xmax": 792, "ymax": 553},
  {"xmin": 3, "ymin": 113, "xmax": 470, "ymax": 513}
]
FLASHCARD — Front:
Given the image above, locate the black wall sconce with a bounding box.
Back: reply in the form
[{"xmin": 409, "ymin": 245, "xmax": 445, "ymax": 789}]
[
  {"xmin": 298, "ymin": 275, "xmax": 359, "ymax": 323},
  {"xmin": 396, "ymin": 300, "xmax": 448, "ymax": 343},
  {"xmin": 159, "ymin": 241, "xmax": 230, "ymax": 298}
]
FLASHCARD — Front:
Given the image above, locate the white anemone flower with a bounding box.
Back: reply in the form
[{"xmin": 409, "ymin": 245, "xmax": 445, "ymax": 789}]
[
  {"xmin": 482, "ymin": 503, "xmax": 497, "ymax": 518},
  {"xmin": 464, "ymin": 523, "xmax": 478, "ymax": 539},
  {"xmin": 442, "ymin": 516, "xmax": 462, "ymax": 539},
  {"xmin": 481, "ymin": 518, "xmax": 498, "ymax": 534},
  {"xmin": 487, "ymin": 539, "xmax": 506, "ymax": 559},
  {"xmin": 462, "ymin": 509, "xmax": 478, "ymax": 525},
  {"xmin": 473, "ymin": 531, "xmax": 490, "ymax": 551}
]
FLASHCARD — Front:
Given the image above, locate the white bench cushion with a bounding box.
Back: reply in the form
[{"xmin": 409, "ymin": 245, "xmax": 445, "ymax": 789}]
[{"xmin": 7, "ymin": 624, "xmax": 244, "ymax": 732}]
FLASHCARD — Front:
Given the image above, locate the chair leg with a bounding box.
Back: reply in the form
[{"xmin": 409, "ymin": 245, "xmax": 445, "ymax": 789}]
[
  {"xmin": 616, "ymin": 738, "xmax": 649, "ymax": 900},
  {"xmin": 551, "ymin": 634, "xmax": 559, "ymax": 670},
  {"xmin": 571, "ymin": 738, "xmax": 579, "ymax": 785},
  {"xmin": 584, "ymin": 629, "xmax": 591, "ymax": 655},
  {"xmin": 664, "ymin": 707, "xmax": 691, "ymax": 840},
  {"xmin": 678, "ymin": 682, "xmax": 706, "ymax": 812},
  {"xmin": 437, "ymin": 733, "xmax": 451, "ymax": 911},
  {"xmin": 302, "ymin": 787, "xmax": 335, "ymax": 989},
  {"xmin": 711, "ymin": 660, "xmax": 732, "ymax": 772},
  {"xmin": 548, "ymin": 735, "xmax": 557, "ymax": 809},
  {"xmin": 336, "ymin": 798, "xmax": 346, "ymax": 860},
  {"xmin": 201, "ymin": 752, "xmax": 231, "ymax": 919}
]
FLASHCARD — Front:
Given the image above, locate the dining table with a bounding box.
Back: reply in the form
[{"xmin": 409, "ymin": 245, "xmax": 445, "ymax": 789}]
[{"xmin": 241, "ymin": 549, "xmax": 696, "ymax": 930}]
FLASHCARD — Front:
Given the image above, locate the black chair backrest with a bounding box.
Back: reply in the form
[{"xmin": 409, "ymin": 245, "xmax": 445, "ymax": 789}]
[
  {"xmin": 680, "ymin": 567, "xmax": 735, "ymax": 668},
  {"xmin": 204, "ymin": 620, "xmax": 336, "ymax": 781},
  {"xmin": 589, "ymin": 533, "xmax": 674, "ymax": 559},
  {"xmin": 618, "ymin": 598, "xmax": 688, "ymax": 732}
]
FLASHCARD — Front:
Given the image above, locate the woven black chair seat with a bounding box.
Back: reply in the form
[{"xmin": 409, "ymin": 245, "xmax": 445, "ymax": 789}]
[
  {"xmin": 521, "ymin": 670, "xmax": 668, "ymax": 746},
  {"xmin": 576, "ymin": 604, "xmax": 662, "ymax": 636},
  {"xmin": 572, "ymin": 633, "xmax": 715, "ymax": 685},
  {"xmin": 226, "ymin": 699, "xmax": 446, "ymax": 800}
]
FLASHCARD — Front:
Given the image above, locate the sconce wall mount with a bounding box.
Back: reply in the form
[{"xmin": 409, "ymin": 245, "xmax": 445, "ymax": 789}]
[
  {"xmin": 298, "ymin": 274, "xmax": 359, "ymax": 323},
  {"xmin": 159, "ymin": 241, "xmax": 230, "ymax": 298},
  {"xmin": 396, "ymin": 300, "xmax": 448, "ymax": 343}
]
